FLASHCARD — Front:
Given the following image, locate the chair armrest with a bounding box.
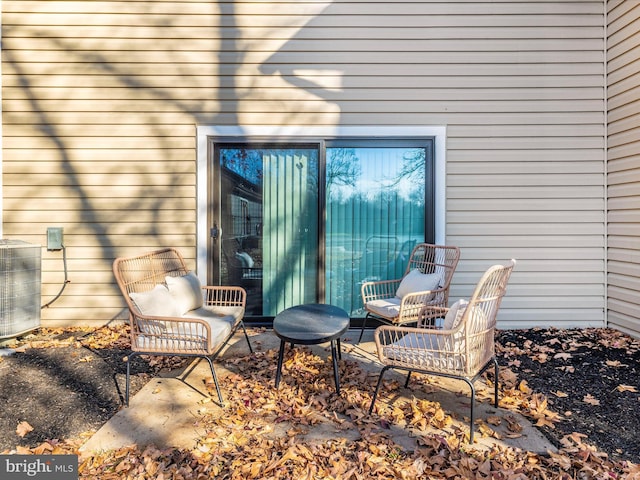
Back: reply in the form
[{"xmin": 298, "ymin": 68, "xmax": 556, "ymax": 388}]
[
  {"xmin": 202, "ymin": 285, "xmax": 247, "ymax": 307},
  {"xmin": 361, "ymin": 278, "xmax": 402, "ymax": 303},
  {"xmin": 418, "ymin": 304, "xmax": 450, "ymax": 327},
  {"xmin": 128, "ymin": 310, "xmax": 216, "ymax": 354},
  {"xmin": 393, "ymin": 287, "xmax": 448, "ymax": 325},
  {"xmin": 375, "ymin": 322, "xmax": 453, "ymax": 341}
]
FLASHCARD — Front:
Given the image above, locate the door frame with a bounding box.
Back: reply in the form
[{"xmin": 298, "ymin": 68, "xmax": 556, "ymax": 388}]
[{"xmin": 195, "ymin": 125, "xmax": 447, "ymax": 286}]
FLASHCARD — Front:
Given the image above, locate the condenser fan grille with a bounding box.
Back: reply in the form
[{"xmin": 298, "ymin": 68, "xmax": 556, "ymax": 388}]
[{"xmin": 0, "ymin": 240, "xmax": 41, "ymax": 340}]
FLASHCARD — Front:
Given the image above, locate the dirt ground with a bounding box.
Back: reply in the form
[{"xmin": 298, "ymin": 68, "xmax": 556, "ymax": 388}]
[
  {"xmin": 0, "ymin": 326, "xmax": 186, "ymax": 452},
  {"xmin": 0, "ymin": 325, "xmax": 639, "ymax": 465},
  {"xmin": 496, "ymin": 327, "xmax": 640, "ymax": 463}
]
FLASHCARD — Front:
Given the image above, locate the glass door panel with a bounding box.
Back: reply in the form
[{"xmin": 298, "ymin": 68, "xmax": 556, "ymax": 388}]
[
  {"xmin": 214, "ymin": 146, "xmax": 319, "ymax": 317},
  {"xmin": 325, "ymin": 146, "xmax": 428, "ymax": 317}
]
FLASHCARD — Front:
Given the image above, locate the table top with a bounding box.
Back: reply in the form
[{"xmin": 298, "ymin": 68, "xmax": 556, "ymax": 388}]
[{"xmin": 273, "ymin": 303, "xmax": 350, "ymax": 345}]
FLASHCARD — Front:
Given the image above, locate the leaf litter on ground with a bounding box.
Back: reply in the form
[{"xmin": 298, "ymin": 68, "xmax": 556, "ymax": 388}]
[{"xmin": 0, "ymin": 324, "xmax": 639, "ymax": 479}]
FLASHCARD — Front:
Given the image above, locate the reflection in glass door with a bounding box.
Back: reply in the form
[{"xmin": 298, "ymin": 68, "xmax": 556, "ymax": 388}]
[
  {"xmin": 325, "ymin": 145, "xmax": 429, "ymax": 317},
  {"xmin": 212, "ymin": 140, "xmax": 432, "ymax": 319},
  {"xmin": 213, "ymin": 146, "xmax": 319, "ymax": 316}
]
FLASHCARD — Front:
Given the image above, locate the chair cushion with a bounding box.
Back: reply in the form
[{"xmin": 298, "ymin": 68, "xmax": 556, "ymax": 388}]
[
  {"xmin": 395, "ymin": 269, "xmax": 441, "ymax": 299},
  {"xmin": 366, "ymin": 297, "xmax": 401, "ymax": 319},
  {"xmin": 129, "ymin": 284, "xmax": 180, "ymax": 317},
  {"xmin": 166, "ymin": 271, "xmax": 204, "ymax": 315},
  {"xmin": 133, "ymin": 308, "xmax": 236, "ymax": 352},
  {"xmin": 443, "ymin": 299, "xmax": 468, "ymax": 330},
  {"xmin": 199, "ymin": 305, "xmax": 244, "ymax": 322},
  {"xmin": 182, "ymin": 308, "xmax": 236, "ymax": 348}
]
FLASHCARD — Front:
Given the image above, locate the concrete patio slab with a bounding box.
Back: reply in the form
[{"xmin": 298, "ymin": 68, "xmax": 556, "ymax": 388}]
[{"xmin": 80, "ymin": 328, "xmax": 556, "ymax": 456}]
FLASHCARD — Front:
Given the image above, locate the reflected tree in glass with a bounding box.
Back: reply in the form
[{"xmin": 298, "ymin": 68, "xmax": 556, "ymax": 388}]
[{"xmin": 325, "ymin": 147, "xmax": 426, "ymax": 316}]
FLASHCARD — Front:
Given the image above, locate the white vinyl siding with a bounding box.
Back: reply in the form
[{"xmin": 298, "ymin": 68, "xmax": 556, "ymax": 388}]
[
  {"xmin": 606, "ymin": 0, "xmax": 640, "ymax": 337},
  {"xmin": 2, "ymin": 1, "xmax": 606, "ymax": 328}
]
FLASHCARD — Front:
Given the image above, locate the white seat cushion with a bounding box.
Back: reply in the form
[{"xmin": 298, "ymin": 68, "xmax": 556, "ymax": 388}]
[
  {"xmin": 443, "ymin": 299, "xmax": 468, "ymax": 330},
  {"xmin": 133, "ymin": 308, "xmax": 236, "ymax": 352},
  {"xmin": 395, "ymin": 269, "xmax": 441, "ymax": 299},
  {"xmin": 129, "ymin": 284, "xmax": 180, "ymax": 318},
  {"xmin": 199, "ymin": 305, "xmax": 244, "ymax": 322},
  {"xmin": 366, "ymin": 297, "xmax": 401, "ymax": 319},
  {"xmin": 182, "ymin": 307, "xmax": 235, "ymax": 347},
  {"xmin": 166, "ymin": 271, "xmax": 204, "ymax": 315}
]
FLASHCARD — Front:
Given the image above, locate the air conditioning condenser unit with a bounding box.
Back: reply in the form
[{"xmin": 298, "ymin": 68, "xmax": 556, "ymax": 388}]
[{"xmin": 0, "ymin": 240, "xmax": 41, "ymax": 340}]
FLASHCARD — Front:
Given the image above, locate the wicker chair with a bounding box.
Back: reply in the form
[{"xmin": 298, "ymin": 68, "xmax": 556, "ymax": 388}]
[
  {"xmin": 358, "ymin": 243, "xmax": 460, "ymax": 343},
  {"xmin": 113, "ymin": 248, "xmax": 253, "ymax": 406},
  {"xmin": 368, "ymin": 259, "xmax": 516, "ymax": 443}
]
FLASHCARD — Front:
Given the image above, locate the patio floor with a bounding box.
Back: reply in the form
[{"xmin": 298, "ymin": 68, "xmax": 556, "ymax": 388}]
[{"xmin": 79, "ymin": 328, "xmax": 555, "ymax": 456}]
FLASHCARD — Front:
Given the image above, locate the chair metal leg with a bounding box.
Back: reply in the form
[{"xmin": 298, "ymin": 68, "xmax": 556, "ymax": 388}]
[
  {"xmin": 125, "ymin": 355, "xmax": 131, "ymax": 406},
  {"xmin": 240, "ymin": 321, "xmax": 253, "ymax": 353},
  {"xmin": 357, "ymin": 314, "xmax": 369, "ymax": 343},
  {"xmin": 125, "ymin": 349, "xmax": 230, "ymax": 408},
  {"xmin": 463, "ymin": 378, "xmax": 476, "ymax": 444},
  {"xmin": 404, "ymin": 371, "xmax": 412, "ymax": 388},
  {"xmin": 493, "ymin": 357, "xmax": 499, "ymax": 407},
  {"xmin": 369, "ymin": 360, "xmax": 496, "ymax": 444},
  {"xmin": 369, "ymin": 365, "xmax": 393, "ymax": 414},
  {"xmin": 204, "ymin": 356, "xmax": 224, "ymax": 406},
  {"xmin": 125, "ymin": 351, "xmax": 142, "ymax": 407}
]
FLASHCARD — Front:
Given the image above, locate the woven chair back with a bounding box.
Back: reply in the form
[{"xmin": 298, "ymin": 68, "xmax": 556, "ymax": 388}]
[
  {"xmin": 405, "ymin": 243, "xmax": 460, "ymax": 287},
  {"xmin": 113, "ymin": 248, "xmax": 189, "ymax": 305},
  {"xmin": 460, "ymin": 260, "xmax": 515, "ymax": 374}
]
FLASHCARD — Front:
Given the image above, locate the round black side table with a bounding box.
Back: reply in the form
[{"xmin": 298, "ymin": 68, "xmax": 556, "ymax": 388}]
[{"xmin": 273, "ymin": 303, "xmax": 350, "ymax": 394}]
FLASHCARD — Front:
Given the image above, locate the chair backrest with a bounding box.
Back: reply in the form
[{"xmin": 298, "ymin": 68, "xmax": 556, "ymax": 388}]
[
  {"xmin": 460, "ymin": 259, "xmax": 516, "ymax": 372},
  {"xmin": 404, "ymin": 243, "xmax": 461, "ymax": 290},
  {"xmin": 113, "ymin": 248, "xmax": 189, "ymax": 310}
]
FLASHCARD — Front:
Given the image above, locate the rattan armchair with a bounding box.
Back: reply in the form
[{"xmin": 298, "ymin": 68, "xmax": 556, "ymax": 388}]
[
  {"xmin": 113, "ymin": 248, "xmax": 253, "ymax": 406},
  {"xmin": 368, "ymin": 259, "xmax": 515, "ymax": 443},
  {"xmin": 358, "ymin": 243, "xmax": 460, "ymax": 342}
]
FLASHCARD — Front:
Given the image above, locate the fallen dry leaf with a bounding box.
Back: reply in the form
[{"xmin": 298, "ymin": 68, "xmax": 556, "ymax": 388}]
[
  {"xmin": 616, "ymin": 384, "xmax": 638, "ymax": 393},
  {"xmin": 605, "ymin": 360, "xmax": 627, "ymax": 368},
  {"xmin": 16, "ymin": 421, "xmax": 34, "ymax": 437},
  {"xmin": 486, "ymin": 415, "xmax": 502, "ymax": 426},
  {"xmin": 553, "ymin": 352, "xmax": 572, "ymax": 360},
  {"xmin": 556, "ymin": 365, "xmax": 575, "ymax": 373},
  {"xmin": 583, "ymin": 394, "xmax": 600, "ymax": 406}
]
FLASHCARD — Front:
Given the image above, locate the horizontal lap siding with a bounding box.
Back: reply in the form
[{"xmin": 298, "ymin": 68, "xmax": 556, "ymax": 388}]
[
  {"xmin": 606, "ymin": 0, "xmax": 640, "ymax": 337},
  {"xmin": 2, "ymin": 1, "xmax": 212, "ymax": 325},
  {"xmin": 436, "ymin": 2, "xmax": 605, "ymax": 330},
  {"xmin": 2, "ymin": 1, "xmax": 605, "ymax": 327}
]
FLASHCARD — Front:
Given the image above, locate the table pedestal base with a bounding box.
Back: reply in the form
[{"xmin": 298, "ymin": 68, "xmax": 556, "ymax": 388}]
[
  {"xmin": 272, "ymin": 303, "xmax": 350, "ymax": 395},
  {"xmin": 274, "ymin": 338, "xmax": 343, "ymax": 393}
]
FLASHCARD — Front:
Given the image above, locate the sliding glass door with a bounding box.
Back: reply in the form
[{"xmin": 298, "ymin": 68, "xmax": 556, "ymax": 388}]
[{"xmin": 211, "ymin": 139, "xmax": 432, "ymax": 319}]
